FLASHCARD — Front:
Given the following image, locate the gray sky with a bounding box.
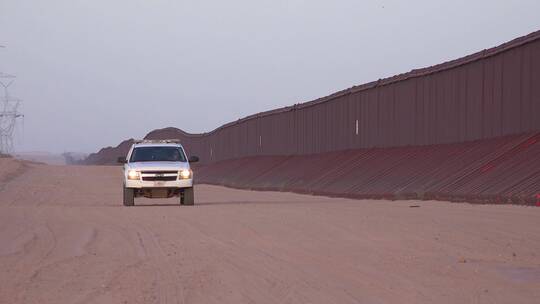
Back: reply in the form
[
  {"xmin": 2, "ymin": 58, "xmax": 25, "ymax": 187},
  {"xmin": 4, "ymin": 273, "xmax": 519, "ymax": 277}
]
[{"xmin": 1, "ymin": 0, "xmax": 539, "ymax": 153}]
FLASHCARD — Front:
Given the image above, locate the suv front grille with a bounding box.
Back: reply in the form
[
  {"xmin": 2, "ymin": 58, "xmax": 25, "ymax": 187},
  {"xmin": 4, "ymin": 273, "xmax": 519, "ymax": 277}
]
[
  {"xmin": 142, "ymin": 176, "xmax": 177, "ymax": 181},
  {"xmin": 140, "ymin": 170, "xmax": 178, "ymax": 182}
]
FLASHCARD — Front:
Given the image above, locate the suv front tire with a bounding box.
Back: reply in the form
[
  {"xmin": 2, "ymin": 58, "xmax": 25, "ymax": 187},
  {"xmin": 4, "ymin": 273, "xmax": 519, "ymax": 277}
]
[
  {"xmin": 123, "ymin": 186, "xmax": 134, "ymax": 206},
  {"xmin": 181, "ymin": 187, "xmax": 194, "ymax": 206}
]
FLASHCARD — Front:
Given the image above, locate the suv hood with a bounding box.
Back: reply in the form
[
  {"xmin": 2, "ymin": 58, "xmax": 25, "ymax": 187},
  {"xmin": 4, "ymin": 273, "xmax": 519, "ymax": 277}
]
[{"xmin": 127, "ymin": 161, "xmax": 190, "ymax": 171}]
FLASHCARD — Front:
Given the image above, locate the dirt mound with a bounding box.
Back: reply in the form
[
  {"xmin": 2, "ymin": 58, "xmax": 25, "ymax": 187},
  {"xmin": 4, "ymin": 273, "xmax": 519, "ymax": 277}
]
[
  {"xmin": 0, "ymin": 158, "xmax": 28, "ymax": 190},
  {"xmin": 81, "ymin": 127, "xmax": 194, "ymax": 165},
  {"xmin": 81, "ymin": 138, "xmax": 135, "ymax": 165},
  {"xmin": 0, "ymin": 158, "xmax": 20, "ymax": 179}
]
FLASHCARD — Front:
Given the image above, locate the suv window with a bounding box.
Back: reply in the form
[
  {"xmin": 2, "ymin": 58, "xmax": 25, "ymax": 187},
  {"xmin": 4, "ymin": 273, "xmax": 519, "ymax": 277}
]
[{"xmin": 129, "ymin": 146, "xmax": 187, "ymax": 162}]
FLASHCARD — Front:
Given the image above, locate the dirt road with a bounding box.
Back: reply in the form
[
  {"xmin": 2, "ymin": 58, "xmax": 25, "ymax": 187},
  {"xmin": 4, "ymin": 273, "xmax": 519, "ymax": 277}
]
[{"xmin": 1, "ymin": 159, "xmax": 539, "ymax": 303}]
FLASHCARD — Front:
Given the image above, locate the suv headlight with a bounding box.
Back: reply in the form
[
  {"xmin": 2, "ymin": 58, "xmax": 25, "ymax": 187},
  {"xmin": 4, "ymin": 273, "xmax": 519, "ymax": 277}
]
[
  {"xmin": 127, "ymin": 170, "xmax": 140, "ymax": 180},
  {"xmin": 179, "ymin": 169, "xmax": 192, "ymax": 179}
]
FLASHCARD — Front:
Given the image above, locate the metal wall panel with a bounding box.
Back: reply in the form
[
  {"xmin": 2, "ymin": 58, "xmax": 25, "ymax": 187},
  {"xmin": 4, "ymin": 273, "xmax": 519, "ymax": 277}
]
[
  {"xmin": 482, "ymin": 56, "xmax": 495, "ymax": 138},
  {"xmin": 466, "ymin": 61, "xmax": 484, "ymax": 141},
  {"xmin": 366, "ymin": 89, "xmax": 379, "ymax": 148},
  {"xmin": 502, "ymin": 48, "xmax": 523, "ymax": 135},
  {"xmin": 348, "ymin": 93, "xmax": 358, "ymax": 148},
  {"xmin": 414, "ymin": 78, "xmax": 426, "ymax": 146},
  {"xmin": 530, "ymin": 41, "xmax": 540, "ymax": 131},
  {"xmin": 394, "ymin": 80, "xmax": 416, "ymax": 146},
  {"xmin": 377, "ymin": 85, "xmax": 394, "ymax": 147},
  {"xmin": 492, "ymin": 55, "xmax": 504, "ymax": 138}
]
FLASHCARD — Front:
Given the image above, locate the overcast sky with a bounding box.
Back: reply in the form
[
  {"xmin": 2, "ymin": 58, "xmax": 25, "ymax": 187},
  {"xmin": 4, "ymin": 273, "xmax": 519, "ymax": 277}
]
[{"xmin": 1, "ymin": 0, "xmax": 539, "ymax": 153}]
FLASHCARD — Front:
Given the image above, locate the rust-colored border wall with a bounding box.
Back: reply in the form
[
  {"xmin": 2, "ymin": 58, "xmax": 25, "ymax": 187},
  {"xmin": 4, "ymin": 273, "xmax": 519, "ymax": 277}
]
[
  {"xmin": 143, "ymin": 30, "xmax": 540, "ymax": 164},
  {"xmin": 87, "ymin": 30, "xmax": 540, "ymax": 165}
]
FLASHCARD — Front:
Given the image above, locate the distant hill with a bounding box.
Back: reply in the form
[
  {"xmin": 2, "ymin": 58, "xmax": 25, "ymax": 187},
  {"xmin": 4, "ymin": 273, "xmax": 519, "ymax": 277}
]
[{"xmin": 81, "ymin": 127, "xmax": 192, "ymax": 165}]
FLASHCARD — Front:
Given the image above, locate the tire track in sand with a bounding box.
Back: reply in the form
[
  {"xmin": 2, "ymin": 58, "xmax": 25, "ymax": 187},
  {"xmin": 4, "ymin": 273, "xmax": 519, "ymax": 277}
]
[{"xmin": 121, "ymin": 212, "xmax": 186, "ymax": 304}]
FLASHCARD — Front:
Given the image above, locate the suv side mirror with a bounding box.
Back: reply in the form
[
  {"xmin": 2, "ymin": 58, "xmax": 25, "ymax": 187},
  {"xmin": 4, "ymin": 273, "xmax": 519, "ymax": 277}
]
[
  {"xmin": 117, "ymin": 156, "xmax": 127, "ymax": 164},
  {"xmin": 188, "ymin": 155, "xmax": 199, "ymax": 163}
]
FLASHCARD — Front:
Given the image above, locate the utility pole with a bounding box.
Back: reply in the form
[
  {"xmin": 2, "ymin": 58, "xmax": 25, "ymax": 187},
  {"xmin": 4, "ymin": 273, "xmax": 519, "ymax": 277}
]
[{"xmin": 0, "ymin": 45, "xmax": 24, "ymax": 154}]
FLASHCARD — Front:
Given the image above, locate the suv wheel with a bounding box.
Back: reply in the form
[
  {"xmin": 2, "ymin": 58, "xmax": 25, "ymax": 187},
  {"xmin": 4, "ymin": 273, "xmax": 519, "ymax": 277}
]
[
  {"xmin": 123, "ymin": 186, "xmax": 134, "ymax": 206},
  {"xmin": 181, "ymin": 187, "xmax": 194, "ymax": 206}
]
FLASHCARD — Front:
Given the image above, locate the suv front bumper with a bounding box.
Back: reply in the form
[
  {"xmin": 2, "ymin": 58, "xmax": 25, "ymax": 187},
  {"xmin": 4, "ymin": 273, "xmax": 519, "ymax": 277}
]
[{"xmin": 125, "ymin": 178, "xmax": 193, "ymax": 189}]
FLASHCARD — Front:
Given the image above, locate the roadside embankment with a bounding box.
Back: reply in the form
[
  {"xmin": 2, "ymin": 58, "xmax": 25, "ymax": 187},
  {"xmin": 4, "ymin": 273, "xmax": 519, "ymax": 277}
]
[
  {"xmin": 0, "ymin": 158, "xmax": 28, "ymax": 191},
  {"xmin": 194, "ymin": 132, "xmax": 540, "ymax": 205}
]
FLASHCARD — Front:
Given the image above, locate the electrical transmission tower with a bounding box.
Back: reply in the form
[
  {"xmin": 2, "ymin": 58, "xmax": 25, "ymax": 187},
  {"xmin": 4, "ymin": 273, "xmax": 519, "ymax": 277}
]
[{"xmin": 0, "ymin": 45, "xmax": 24, "ymax": 154}]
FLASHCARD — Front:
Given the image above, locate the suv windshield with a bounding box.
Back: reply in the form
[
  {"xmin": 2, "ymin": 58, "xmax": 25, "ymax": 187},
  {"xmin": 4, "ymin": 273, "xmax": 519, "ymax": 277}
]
[{"xmin": 129, "ymin": 146, "xmax": 187, "ymax": 162}]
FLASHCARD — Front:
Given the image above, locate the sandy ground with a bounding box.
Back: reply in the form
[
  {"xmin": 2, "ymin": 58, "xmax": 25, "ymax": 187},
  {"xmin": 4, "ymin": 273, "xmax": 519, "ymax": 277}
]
[{"xmin": 0, "ymin": 159, "xmax": 539, "ymax": 304}]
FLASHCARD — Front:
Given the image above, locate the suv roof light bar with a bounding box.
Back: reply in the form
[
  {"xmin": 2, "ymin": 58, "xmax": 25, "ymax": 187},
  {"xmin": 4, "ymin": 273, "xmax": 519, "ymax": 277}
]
[{"xmin": 134, "ymin": 139, "xmax": 181, "ymax": 144}]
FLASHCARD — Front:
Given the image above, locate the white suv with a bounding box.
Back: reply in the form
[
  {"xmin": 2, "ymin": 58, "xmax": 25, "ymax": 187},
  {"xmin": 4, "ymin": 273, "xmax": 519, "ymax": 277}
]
[{"xmin": 118, "ymin": 140, "xmax": 199, "ymax": 206}]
